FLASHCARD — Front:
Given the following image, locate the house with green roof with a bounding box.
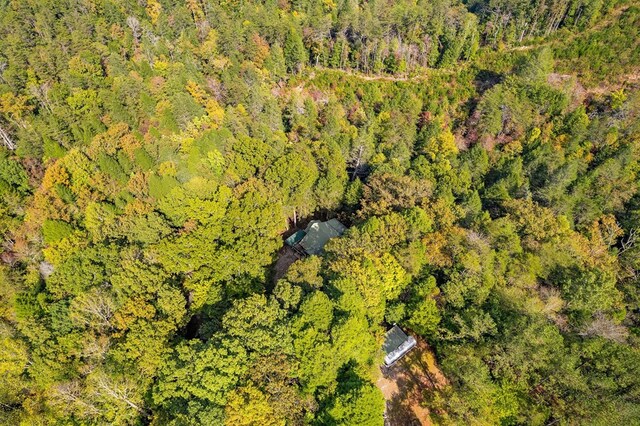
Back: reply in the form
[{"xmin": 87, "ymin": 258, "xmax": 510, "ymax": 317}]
[
  {"xmin": 383, "ymin": 325, "xmax": 417, "ymax": 366},
  {"xmin": 286, "ymin": 218, "xmax": 347, "ymax": 255}
]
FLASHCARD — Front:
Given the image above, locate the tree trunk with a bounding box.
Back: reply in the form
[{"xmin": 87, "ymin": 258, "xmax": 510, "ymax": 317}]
[
  {"xmin": 351, "ymin": 145, "xmax": 365, "ymax": 180},
  {"xmin": 0, "ymin": 125, "xmax": 16, "ymax": 150}
]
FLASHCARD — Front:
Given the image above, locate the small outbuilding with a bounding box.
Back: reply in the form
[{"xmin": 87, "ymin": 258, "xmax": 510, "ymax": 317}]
[
  {"xmin": 383, "ymin": 325, "xmax": 417, "ymax": 366},
  {"xmin": 298, "ymin": 219, "xmax": 347, "ymax": 255}
]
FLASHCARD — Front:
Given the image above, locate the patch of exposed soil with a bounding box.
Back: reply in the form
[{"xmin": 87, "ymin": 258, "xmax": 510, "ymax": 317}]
[{"xmin": 272, "ymin": 245, "xmax": 303, "ymax": 283}]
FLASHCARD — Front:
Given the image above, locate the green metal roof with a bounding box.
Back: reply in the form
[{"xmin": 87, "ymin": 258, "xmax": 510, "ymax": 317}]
[
  {"xmin": 299, "ymin": 219, "xmax": 347, "ymax": 255},
  {"xmin": 285, "ymin": 230, "xmax": 306, "ymax": 246}
]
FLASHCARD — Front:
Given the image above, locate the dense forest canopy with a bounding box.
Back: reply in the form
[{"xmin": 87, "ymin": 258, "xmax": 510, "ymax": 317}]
[{"xmin": 0, "ymin": 0, "xmax": 639, "ymax": 424}]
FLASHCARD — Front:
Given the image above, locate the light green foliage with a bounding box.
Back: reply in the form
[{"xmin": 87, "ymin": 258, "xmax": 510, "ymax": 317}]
[
  {"xmin": 285, "ymin": 256, "xmax": 324, "ymax": 289},
  {"xmin": 323, "ymin": 380, "xmax": 385, "ymax": 426},
  {"xmin": 223, "ymin": 295, "xmax": 291, "ymax": 355},
  {"xmin": 42, "ymin": 219, "xmax": 75, "ymax": 244},
  {"xmin": 406, "ymin": 276, "xmax": 441, "ymax": 336},
  {"xmin": 296, "ymin": 291, "xmax": 333, "ymax": 332},
  {"xmin": 154, "ymin": 339, "xmax": 248, "ymax": 407},
  {"xmin": 555, "ymin": 6, "xmax": 640, "ymax": 86},
  {"xmin": 0, "ymin": 156, "xmax": 29, "ymax": 195},
  {"xmin": 134, "ymin": 147, "xmax": 154, "ymax": 170},
  {"xmin": 556, "ymin": 267, "xmax": 623, "ymax": 320},
  {"xmin": 284, "ymin": 26, "xmax": 308, "ymax": 73},
  {"xmin": 0, "ymin": 324, "xmax": 29, "ymax": 409},
  {"xmin": 273, "ymin": 280, "xmax": 303, "ymax": 310},
  {"xmin": 407, "ymin": 298, "xmax": 440, "ymax": 336},
  {"xmin": 0, "ymin": 1, "xmax": 639, "ymax": 425},
  {"xmin": 265, "ymin": 148, "xmax": 319, "ymax": 218}
]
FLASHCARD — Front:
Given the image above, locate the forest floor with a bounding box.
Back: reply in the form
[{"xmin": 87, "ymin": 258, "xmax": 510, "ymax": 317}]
[
  {"xmin": 376, "ymin": 339, "xmax": 448, "ymax": 426},
  {"xmin": 272, "ymin": 245, "xmax": 303, "ymax": 283}
]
